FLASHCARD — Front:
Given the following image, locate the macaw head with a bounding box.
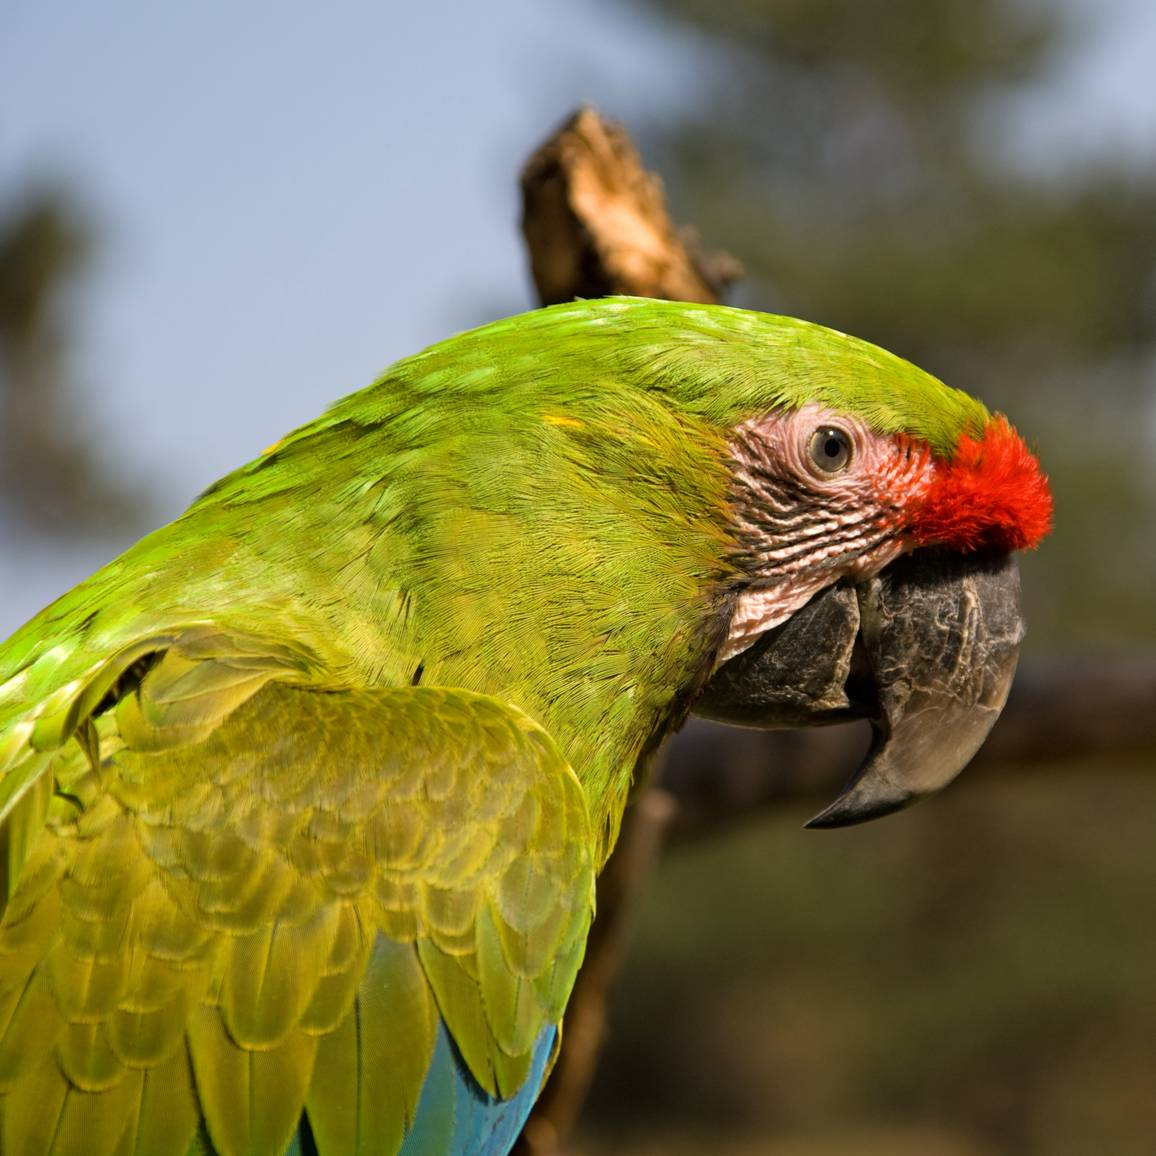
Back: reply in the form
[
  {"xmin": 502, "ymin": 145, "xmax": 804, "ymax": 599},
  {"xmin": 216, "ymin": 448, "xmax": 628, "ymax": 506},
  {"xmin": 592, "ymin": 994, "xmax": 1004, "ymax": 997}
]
[{"xmin": 633, "ymin": 300, "xmax": 1054, "ymax": 826}]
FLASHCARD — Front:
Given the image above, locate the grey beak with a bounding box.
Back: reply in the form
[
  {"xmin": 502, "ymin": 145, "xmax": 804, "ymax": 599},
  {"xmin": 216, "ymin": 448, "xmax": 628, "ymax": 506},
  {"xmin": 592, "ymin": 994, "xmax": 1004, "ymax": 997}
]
[{"xmin": 694, "ymin": 549, "xmax": 1025, "ymax": 828}]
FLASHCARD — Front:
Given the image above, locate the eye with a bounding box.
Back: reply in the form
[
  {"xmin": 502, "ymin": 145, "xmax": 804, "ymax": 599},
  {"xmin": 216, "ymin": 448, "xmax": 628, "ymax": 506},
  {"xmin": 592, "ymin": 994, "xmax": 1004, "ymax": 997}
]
[{"xmin": 808, "ymin": 426, "xmax": 853, "ymax": 474}]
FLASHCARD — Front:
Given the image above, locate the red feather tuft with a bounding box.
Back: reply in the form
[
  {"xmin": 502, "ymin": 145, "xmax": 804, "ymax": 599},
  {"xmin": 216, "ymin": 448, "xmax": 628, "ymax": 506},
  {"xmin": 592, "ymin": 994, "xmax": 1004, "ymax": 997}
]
[{"xmin": 908, "ymin": 417, "xmax": 1052, "ymax": 552}]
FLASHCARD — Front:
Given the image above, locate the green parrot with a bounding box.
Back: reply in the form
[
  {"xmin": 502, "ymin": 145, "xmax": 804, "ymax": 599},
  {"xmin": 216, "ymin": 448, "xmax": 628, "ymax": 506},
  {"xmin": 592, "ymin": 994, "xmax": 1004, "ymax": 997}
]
[{"xmin": 0, "ymin": 297, "xmax": 1050, "ymax": 1156}]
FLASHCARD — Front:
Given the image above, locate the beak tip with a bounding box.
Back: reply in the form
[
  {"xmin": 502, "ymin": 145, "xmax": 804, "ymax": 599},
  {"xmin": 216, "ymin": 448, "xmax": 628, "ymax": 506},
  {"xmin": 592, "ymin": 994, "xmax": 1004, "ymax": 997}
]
[{"xmin": 803, "ymin": 781, "xmax": 917, "ymax": 830}]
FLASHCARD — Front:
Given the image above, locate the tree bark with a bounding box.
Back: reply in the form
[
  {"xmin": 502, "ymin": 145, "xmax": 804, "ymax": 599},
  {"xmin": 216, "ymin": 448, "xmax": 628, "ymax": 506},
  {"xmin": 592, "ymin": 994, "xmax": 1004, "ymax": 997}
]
[{"xmin": 520, "ymin": 107, "xmax": 741, "ymax": 307}]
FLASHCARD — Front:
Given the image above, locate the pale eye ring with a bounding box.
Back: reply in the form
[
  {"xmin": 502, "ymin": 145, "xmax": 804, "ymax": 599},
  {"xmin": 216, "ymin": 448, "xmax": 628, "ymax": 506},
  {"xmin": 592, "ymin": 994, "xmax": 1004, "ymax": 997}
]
[{"xmin": 808, "ymin": 426, "xmax": 853, "ymax": 473}]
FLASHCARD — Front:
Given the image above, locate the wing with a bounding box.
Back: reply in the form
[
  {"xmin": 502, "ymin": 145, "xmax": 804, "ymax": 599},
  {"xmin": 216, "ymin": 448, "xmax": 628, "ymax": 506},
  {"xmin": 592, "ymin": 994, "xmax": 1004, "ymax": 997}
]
[{"xmin": 0, "ymin": 631, "xmax": 595, "ymax": 1156}]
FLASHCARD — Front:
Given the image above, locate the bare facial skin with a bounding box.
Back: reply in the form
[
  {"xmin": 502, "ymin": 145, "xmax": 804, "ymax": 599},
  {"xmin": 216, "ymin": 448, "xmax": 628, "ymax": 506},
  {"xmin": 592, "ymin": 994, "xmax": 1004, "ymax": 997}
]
[{"xmin": 721, "ymin": 404, "xmax": 935, "ymax": 662}]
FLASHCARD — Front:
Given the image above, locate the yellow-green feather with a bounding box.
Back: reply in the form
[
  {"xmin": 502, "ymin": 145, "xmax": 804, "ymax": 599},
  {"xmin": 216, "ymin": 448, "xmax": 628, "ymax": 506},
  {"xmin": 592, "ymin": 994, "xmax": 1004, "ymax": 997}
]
[{"xmin": 0, "ymin": 656, "xmax": 594, "ymax": 1155}]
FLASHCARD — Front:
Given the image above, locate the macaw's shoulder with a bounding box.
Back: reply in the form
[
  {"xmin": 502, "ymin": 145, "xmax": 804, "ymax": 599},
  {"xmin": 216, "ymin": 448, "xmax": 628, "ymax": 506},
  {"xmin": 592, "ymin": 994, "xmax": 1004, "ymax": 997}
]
[{"xmin": 0, "ymin": 624, "xmax": 595, "ymax": 1156}]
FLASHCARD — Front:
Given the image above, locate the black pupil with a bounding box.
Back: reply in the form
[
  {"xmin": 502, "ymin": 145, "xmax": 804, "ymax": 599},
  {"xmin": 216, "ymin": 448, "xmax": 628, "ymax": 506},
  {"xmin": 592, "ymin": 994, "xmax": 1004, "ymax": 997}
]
[{"xmin": 810, "ymin": 427, "xmax": 849, "ymax": 471}]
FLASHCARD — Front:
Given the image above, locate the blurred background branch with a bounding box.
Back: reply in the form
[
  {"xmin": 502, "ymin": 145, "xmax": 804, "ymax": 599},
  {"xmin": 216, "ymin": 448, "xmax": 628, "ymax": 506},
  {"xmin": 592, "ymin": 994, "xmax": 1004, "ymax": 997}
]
[{"xmin": 664, "ymin": 657, "xmax": 1156, "ymax": 845}]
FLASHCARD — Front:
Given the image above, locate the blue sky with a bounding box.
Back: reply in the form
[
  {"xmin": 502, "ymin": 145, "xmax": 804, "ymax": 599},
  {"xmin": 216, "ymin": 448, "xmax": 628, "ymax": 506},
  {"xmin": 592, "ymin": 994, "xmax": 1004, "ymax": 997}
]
[
  {"xmin": 2, "ymin": 0, "xmax": 1156, "ymax": 632},
  {"xmin": 2, "ymin": 0, "xmax": 698, "ymax": 501}
]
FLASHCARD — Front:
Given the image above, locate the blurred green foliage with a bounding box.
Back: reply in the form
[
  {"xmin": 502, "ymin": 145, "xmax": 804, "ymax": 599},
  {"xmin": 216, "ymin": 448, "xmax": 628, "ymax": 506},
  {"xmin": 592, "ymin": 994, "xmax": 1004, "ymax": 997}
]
[{"xmin": 577, "ymin": 1, "xmax": 1156, "ymax": 1153}]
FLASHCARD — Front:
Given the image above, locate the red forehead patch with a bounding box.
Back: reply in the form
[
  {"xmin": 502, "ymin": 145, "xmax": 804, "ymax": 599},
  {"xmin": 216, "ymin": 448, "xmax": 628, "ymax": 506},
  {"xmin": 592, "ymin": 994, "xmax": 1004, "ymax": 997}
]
[{"xmin": 908, "ymin": 417, "xmax": 1052, "ymax": 552}]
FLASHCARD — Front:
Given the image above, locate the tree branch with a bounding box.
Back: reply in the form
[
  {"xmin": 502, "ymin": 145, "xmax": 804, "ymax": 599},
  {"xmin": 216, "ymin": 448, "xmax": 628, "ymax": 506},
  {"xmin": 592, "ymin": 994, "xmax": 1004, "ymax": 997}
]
[
  {"xmin": 520, "ymin": 107, "xmax": 741, "ymax": 307},
  {"xmin": 515, "ymin": 106, "xmax": 737, "ymax": 1155}
]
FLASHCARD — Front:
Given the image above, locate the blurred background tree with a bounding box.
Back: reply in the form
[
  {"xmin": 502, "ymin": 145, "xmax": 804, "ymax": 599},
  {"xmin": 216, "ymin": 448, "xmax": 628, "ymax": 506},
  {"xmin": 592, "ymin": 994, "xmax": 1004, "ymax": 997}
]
[
  {"xmin": 562, "ymin": 2, "xmax": 1156, "ymax": 1155},
  {"xmin": 0, "ymin": 185, "xmax": 144, "ymax": 533}
]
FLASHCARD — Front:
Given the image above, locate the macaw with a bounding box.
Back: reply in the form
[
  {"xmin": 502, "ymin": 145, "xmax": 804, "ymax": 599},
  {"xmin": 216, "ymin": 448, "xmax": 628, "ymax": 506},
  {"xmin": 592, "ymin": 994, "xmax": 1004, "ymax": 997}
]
[{"xmin": 0, "ymin": 297, "xmax": 1051, "ymax": 1156}]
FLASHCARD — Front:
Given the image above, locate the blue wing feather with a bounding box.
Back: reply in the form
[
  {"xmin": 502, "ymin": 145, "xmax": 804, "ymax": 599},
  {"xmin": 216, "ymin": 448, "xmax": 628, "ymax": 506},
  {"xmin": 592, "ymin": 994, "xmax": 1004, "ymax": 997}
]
[
  {"xmin": 286, "ymin": 1011, "xmax": 555, "ymax": 1156},
  {"xmin": 400, "ymin": 1022, "xmax": 556, "ymax": 1156}
]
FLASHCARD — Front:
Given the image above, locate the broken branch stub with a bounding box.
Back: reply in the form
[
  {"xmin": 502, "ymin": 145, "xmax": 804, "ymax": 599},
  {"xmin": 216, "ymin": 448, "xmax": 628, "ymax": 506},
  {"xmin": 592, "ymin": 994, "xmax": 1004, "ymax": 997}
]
[{"xmin": 520, "ymin": 106, "xmax": 742, "ymax": 305}]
